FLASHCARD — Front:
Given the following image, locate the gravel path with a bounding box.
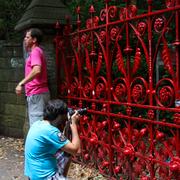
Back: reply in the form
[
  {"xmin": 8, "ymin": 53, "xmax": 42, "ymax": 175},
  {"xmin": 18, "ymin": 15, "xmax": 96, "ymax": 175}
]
[{"xmin": 0, "ymin": 136, "xmax": 106, "ymax": 180}]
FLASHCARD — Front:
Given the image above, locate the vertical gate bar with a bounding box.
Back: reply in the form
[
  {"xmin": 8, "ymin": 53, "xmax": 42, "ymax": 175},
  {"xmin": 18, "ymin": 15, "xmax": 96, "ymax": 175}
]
[
  {"xmin": 105, "ymin": 1, "xmax": 113, "ymax": 177},
  {"xmin": 89, "ymin": 5, "xmax": 96, "ymax": 103},
  {"xmin": 175, "ymin": 0, "xmax": 180, "ymax": 158},
  {"xmin": 77, "ymin": 6, "xmax": 82, "ymax": 108},
  {"xmin": 147, "ymin": 0, "xmax": 155, "ymax": 178},
  {"xmin": 175, "ymin": 0, "xmax": 180, "ymax": 100},
  {"xmin": 125, "ymin": 2, "xmax": 132, "ymax": 104},
  {"xmin": 125, "ymin": 1, "xmax": 133, "ymax": 178},
  {"xmin": 147, "ymin": 0, "xmax": 153, "ymax": 106}
]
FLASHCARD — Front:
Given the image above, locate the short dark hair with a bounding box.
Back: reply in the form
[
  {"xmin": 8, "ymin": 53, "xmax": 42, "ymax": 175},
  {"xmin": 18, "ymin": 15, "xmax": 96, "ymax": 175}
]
[
  {"xmin": 43, "ymin": 99, "xmax": 68, "ymax": 121},
  {"xmin": 28, "ymin": 28, "xmax": 43, "ymax": 44}
]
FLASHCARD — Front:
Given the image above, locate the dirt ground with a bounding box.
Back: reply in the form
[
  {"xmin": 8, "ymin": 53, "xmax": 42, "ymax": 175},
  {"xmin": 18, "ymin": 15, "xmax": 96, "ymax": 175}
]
[{"xmin": 0, "ymin": 136, "xmax": 106, "ymax": 180}]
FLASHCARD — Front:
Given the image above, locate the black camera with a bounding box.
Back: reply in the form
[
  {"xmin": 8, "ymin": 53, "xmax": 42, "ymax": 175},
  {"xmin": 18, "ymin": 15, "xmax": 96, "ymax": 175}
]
[
  {"xmin": 64, "ymin": 108, "xmax": 88, "ymax": 139},
  {"xmin": 68, "ymin": 108, "xmax": 88, "ymax": 116}
]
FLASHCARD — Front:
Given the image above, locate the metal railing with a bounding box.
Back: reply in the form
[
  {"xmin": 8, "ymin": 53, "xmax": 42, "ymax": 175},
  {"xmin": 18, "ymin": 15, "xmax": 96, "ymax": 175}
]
[{"xmin": 55, "ymin": 0, "xmax": 180, "ymax": 179}]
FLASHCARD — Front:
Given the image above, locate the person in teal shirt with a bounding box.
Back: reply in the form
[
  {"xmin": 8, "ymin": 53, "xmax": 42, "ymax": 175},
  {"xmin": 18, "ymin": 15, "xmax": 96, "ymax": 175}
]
[{"xmin": 24, "ymin": 99, "xmax": 81, "ymax": 180}]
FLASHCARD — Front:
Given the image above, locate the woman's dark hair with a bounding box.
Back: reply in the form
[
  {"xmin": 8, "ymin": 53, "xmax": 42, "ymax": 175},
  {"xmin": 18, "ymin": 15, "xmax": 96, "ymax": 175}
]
[
  {"xmin": 28, "ymin": 28, "xmax": 43, "ymax": 44},
  {"xmin": 43, "ymin": 99, "xmax": 68, "ymax": 121}
]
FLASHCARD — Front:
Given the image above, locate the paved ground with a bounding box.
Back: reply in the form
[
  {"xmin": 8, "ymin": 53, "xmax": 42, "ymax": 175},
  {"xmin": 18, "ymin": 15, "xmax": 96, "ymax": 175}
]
[
  {"xmin": 0, "ymin": 136, "xmax": 106, "ymax": 180},
  {"xmin": 0, "ymin": 136, "xmax": 26, "ymax": 180}
]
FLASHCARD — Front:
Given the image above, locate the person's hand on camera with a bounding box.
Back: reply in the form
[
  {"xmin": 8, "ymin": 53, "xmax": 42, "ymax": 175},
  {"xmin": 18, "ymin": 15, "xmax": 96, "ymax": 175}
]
[{"xmin": 70, "ymin": 111, "xmax": 80, "ymax": 126}]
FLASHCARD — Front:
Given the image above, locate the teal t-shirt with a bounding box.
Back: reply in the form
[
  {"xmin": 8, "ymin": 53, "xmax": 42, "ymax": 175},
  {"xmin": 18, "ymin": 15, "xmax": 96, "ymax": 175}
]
[{"xmin": 24, "ymin": 120, "xmax": 69, "ymax": 180}]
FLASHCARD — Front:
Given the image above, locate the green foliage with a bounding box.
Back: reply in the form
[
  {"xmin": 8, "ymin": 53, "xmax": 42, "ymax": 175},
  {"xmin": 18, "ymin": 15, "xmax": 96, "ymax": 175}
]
[
  {"xmin": 66, "ymin": 0, "xmax": 104, "ymax": 27},
  {"xmin": 65, "ymin": 0, "xmax": 127, "ymax": 27},
  {"xmin": 0, "ymin": 0, "xmax": 166, "ymax": 41},
  {"xmin": 0, "ymin": 0, "xmax": 31, "ymax": 40}
]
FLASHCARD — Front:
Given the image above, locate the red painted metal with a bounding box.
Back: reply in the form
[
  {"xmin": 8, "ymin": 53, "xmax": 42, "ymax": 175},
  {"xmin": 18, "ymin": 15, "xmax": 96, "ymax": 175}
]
[{"xmin": 55, "ymin": 0, "xmax": 180, "ymax": 179}]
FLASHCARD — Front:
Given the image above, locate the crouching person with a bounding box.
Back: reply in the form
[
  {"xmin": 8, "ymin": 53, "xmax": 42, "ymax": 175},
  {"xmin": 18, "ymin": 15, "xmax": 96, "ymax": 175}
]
[{"xmin": 24, "ymin": 99, "xmax": 81, "ymax": 180}]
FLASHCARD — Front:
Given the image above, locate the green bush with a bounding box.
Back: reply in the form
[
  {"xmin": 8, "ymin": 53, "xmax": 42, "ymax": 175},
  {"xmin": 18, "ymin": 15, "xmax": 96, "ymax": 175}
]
[{"xmin": 0, "ymin": 0, "xmax": 31, "ymax": 40}]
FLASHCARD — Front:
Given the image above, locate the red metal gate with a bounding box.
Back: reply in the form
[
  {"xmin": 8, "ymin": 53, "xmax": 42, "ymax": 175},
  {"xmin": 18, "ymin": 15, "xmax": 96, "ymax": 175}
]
[{"xmin": 55, "ymin": 0, "xmax": 180, "ymax": 179}]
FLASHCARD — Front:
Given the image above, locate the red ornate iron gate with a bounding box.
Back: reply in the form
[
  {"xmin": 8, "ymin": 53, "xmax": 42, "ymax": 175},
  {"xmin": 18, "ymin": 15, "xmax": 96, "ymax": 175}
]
[{"xmin": 55, "ymin": 0, "xmax": 180, "ymax": 179}]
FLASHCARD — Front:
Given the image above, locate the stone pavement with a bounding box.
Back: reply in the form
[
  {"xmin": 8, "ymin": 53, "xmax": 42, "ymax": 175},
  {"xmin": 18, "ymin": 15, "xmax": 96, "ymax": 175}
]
[
  {"xmin": 0, "ymin": 136, "xmax": 106, "ymax": 180},
  {"xmin": 0, "ymin": 136, "xmax": 27, "ymax": 180}
]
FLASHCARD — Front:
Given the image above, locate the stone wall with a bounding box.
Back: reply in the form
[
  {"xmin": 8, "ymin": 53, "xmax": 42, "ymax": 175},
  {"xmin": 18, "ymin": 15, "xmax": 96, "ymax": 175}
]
[
  {"xmin": 0, "ymin": 37, "xmax": 57, "ymax": 138},
  {"xmin": 43, "ymin": 35, "xmax": 57, "ymax": 98},
  {"xmin": 0, "ymin": 41, "xmax": 25, "ymax": 137}
]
